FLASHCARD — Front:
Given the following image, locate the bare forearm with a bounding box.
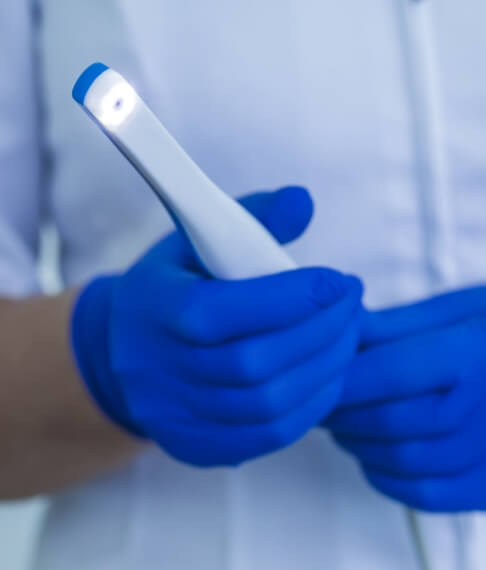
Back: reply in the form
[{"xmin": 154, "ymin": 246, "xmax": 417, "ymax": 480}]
[{"xmin": 0, "ymin": 290, "xmax": 142, "ymax": 499}]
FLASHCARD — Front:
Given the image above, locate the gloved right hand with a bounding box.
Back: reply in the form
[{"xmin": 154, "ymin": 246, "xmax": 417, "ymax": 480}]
[
  {"xmin": 71, "ymin": 186, "xmax": 363, "ymax": 467},
  {"xmin": 325, "ymin": 286, "xmax": 486, "ymax": 512}
]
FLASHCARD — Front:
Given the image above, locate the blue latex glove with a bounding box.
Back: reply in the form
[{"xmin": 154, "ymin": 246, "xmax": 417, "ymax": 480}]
[
  {"xmin": 325, "ymin": 286, "xmax": 486, "ymax": 512},
  {"xmin": 72, "ymin": 186, "xmax": 363, "ymax": 467}
]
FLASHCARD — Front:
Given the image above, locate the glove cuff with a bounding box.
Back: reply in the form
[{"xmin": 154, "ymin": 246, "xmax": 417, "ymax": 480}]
[{"xmin": 71, "ymin": 276, "xmax": 145, "ymax": 438}]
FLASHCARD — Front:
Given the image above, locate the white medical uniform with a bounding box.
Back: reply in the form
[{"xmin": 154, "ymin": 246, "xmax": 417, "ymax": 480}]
[{"xmin": 1, "ymin": 0, "xmax": 486, "ymax": 568}]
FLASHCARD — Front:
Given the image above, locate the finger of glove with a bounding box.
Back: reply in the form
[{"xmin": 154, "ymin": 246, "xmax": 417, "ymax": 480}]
[
  {"xmin": 334, "ymin": 401, "xmax": 486, "ymax": 478},
  {"xmin": 156, "ymin": 266, "xmax": 362, "ymax": 346},
  {"xmin": 326, "ymin": 382, "xmax": 475, "ymax": 441},
  {"xmin": 337, "ymin": 430, "xmax": 479, "ymax": 481},
  {"xmin": 363, "ymin": 461, "xmax": 486, "ymax": 512},
  {"xmin": 361, "ymin": 285, "xmax": 486, "ymax": 347},
  {"xmin": 165, "ymin": 321, "xmax": 358, "ymax": 423},
  {"xmin": 338, "ymin": 324, "xmax": 474, "ymax": 409},
  {"xmin": 175, "ymin": 282, "xmax": 362, "ymax": 384},
  {"xmin": 160, "ymin": 375, "xmax": 343, "ymax": 467}
]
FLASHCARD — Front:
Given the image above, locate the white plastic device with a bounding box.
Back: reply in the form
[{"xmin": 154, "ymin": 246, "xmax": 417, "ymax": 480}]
[{"xmin": 73, "ymin": 63, "xmax": 297, "ymax": 280}]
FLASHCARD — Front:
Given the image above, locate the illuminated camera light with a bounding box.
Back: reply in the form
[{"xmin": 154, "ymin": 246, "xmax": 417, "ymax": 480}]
[{"xmin": 98, "ymin": 82, "xmax": 137, "ymax": 128}]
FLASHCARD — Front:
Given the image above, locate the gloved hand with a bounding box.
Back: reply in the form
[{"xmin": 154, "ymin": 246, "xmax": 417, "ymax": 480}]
[
  {"xmin": 72, "ymin": 186, "xmax": 363, "ymax": 467},
  {"xmin": 325, "ymin": 286, "xmax": 486, "ymax": 512}
]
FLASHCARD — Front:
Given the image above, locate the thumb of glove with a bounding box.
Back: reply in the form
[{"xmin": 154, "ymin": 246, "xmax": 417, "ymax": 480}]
[
  {"xmin": 239, "ymin": 185, "xmax": 314, "ymax": 244},
  {"xmin": 156, "ymin": 185, "xmax": 314, "ymax": 269}
]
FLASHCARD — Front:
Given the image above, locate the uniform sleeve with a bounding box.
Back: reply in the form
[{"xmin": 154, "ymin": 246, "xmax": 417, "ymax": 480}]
[{"xmin": 0, "ymin": 0, "xmax": 41, "ymax": 297}]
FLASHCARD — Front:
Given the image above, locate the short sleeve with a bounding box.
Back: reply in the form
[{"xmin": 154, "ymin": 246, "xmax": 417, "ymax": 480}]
[{"xmin": 0, "ymin": 0, "xmax": 41, "ymax": 297}]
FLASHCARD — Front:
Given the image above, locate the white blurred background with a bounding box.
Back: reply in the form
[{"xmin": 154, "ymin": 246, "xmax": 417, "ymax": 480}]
[{"xmin": 0, "ymin": 500, "xmax": 47, "ymax": 569}]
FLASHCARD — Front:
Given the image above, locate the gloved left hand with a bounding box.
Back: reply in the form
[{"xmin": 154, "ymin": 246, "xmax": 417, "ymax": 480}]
[
  {"xmin": 325, "ymin": 286, "xmax": 486, "ymax": 512},
  {"xmin": 72, "ymin": 187, "xmax": 363, "ymax": 468}
]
